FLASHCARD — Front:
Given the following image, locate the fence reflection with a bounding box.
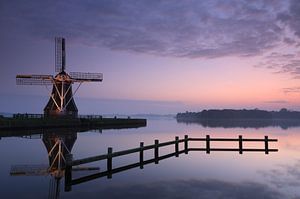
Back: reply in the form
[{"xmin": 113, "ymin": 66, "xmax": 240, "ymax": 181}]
[{"xmin": 65, "ymin": 135, "xmax": 278, "ymax": 191}]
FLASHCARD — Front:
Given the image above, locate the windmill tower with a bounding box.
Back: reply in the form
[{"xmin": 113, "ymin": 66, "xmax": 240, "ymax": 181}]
[{"xmin": 16, "ymin": 37, "xmax": 103, "ymax": 117}]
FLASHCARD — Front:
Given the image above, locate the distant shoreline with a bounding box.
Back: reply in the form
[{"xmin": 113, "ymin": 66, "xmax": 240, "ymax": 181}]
[
  {"xmin": 176, "ymin": 109, "xmax": 300, "ymax": 129},
  {"xmin": 176, "ymin": 108, "xmax": 300, "ymax": 120}
]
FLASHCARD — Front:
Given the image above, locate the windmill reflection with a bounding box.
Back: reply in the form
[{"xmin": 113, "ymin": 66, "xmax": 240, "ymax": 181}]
[
  {"xmin": 43, "ymin": 132, "xmax": 76, "ymax": 177},
  {"xmin": 43, "ymin": 132, "xmax": 77, "ymax": 199},
  {"xmin": 9, "ymin": 130, "xmax": 98, "ymax": 199}
]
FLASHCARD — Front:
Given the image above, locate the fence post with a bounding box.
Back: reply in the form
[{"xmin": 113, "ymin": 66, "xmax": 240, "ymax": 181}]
[
  {"xmin": 155, "ymin": 140, "xmax": 159, "ymax": 164},
  {"xmin": 64, "ymin": 153, "xmax": 73, "ymax": 192},
  {"xmin": 264, "ymin": 136, "xmax": 269, "ymax": 154},
  {"xmin": 107, "ymin": 147, "xmax": 113, "ymax": 178},
  {"xmin": 206, "ymin": 135, "xmax": 210, "ymax": 154},
  {"xmin": 175, "ymin": 136, "xmax": 179, "ymax": 157},
  {"xmin": 184, "ymin": 135, "xmax": 188, "ymax": 154},
  {"xmin": 239, "ymin": 135, "xmax": 243, "ymax": 154},
  {"xmin": 140, "ymin": 142, "xmax": 144, "ymax": 169}
]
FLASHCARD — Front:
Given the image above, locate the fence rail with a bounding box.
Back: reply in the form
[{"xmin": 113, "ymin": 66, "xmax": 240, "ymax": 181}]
[
  {"xmin": 11, "ymin": 114, "xmax": 130, "ymax": 120},
  {"xmin": 65, "ymin": 134, "xmax": 278, "ymax": 190},
  {"xmin": 70, "ymin": 135, "xmax": 277, "ymax": 166},
  {"xmin": 11, "ymin": 114, "xmax": 105, "ymax": 119}
]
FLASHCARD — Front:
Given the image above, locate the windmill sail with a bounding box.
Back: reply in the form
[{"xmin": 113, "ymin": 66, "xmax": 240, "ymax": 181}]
[
  {"xmin": 70, "ymin": 72, "xmax": 103, "ymax": 82},
  {"xmin": 55, "ymin": 37, "xmax": 66, "ymax": 72},
  {"xmin": 16, "ymin": 74, "xmax": 53, "ymax": 85}
]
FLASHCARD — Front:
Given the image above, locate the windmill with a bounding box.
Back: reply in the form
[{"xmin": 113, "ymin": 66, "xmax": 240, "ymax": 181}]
[{"xmin": 16, "ymin": 37, "xmax": 103, "ymax": 117}]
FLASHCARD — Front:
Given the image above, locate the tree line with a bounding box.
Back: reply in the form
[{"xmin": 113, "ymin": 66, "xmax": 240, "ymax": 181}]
[{"xmin": 176, "ymin": 108, "xmax": 300, "ymax": 120}]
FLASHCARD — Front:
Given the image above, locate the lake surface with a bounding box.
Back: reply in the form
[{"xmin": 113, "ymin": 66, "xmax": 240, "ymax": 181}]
[{"xmin": 0, "ymin": 117, "xmax": 299, "ymax": 199}]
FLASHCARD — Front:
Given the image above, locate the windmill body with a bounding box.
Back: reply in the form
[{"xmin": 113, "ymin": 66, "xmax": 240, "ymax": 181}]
[
  {"xmin": 44, "ymin": 71, "xmax": 78, "ymax": 117},
  {"xmin": 16, "ymin": 37, "xmax": 103, "ymax": 117}
]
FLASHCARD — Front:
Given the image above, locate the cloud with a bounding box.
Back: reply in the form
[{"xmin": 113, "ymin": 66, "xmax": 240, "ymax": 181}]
[
  {"xmin": 283, "ymin": 87, "xmax": 300, "ymax": 94},
  {"xmin": 0, "ymin": 0, "xmax": 288, "ymax": 58},
  {"xmin": 278, "ymin": 0, "xmax": 300, "ymax": 39},
  {"xmin": 3, "ymin": 0, "xmax": 300, "ymax": 81},
  {"xmin": 264, "ymin": 100, "xmax": 289, "ymax": 104},
  {"xmin": 253, "ymin": 0, "xmax": 300, "ymax": 79},
  {"xmin": 65, "ymin": 179, "xmax": 284, "ymax": 199},
  {"xmin": 254, "ymin": 51, "xmax": 300, "ymax": 78}
]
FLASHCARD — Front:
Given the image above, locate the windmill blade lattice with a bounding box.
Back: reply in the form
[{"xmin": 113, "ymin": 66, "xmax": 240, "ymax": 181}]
[
  {"xmin": 70, "ymin": 72, "xmax": 103, "ymax": 82},
  {"xmin": 16, "ymin": 75, "xmax": 53, "ymax": 85},
  {"xmin": 55, "ymin": 37, "xmax": 66, "ymax": 73}
]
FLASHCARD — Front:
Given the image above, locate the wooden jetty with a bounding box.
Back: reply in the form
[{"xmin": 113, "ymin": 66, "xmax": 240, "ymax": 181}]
[{"xmin": 64, "ymin": 134, "xmax": 278, "ymax": 191}]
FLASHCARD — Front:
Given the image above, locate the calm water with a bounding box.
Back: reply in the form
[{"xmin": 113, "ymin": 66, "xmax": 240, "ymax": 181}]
[{"xmin": 0, "ymin": 118, "xmax": 299, "ymax": 199}]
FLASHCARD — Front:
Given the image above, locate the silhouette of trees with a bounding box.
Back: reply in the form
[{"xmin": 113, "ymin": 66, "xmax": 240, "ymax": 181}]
[{"xmin": 176, "ymin": 109, "xmax": 300, "ymax": 120}]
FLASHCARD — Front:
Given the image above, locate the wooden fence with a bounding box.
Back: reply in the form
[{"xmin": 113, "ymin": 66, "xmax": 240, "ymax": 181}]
[{"xmin": 65, "ymin": 135, "xmax": 278, "ymax": 191}]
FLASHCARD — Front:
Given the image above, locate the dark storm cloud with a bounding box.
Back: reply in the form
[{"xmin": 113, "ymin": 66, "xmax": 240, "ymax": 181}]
[
  {"xmin": 65, "ymin": 179, "xmax": 283, "ymax": 199},
  {"xmin": 0, "ymin": 0, "xmax": 287, "ymax": 58}
]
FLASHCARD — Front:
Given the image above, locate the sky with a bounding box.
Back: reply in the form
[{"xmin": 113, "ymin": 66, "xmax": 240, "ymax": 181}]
[{"xmin": 1, "ymin": 0, "xmax": 300, "ymax": 114}]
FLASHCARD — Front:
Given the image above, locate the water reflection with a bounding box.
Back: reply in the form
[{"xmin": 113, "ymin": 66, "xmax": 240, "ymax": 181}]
[
  {"xmin": 65, "ymin": 134, "xmax": 278, "ymax": 195},
  {"xmin": 72, "ymin": 179, "xmax": 283, "ymax": 199},
  {"xmin": 3, "ymin": 118, "xmax": 297, "ymax": 198},
  {"xmin": 176, "ymin": 119, "xmax": 300, "ymax": 129},
  {"xmin": 4, "ymin": 125, "xmax": 148, "ymax": 199},
  {"xmin": 258, "ymin": 159, "xmax": 300, "ymax": 189},
  {"xmin": 6, "ymin": 127, "xmax": 279, "ymax": 199},
  {"xmin": 44, "ymin": 132, "xmax": 77, "ymax": 198},
  {"xmin": 10, "ymin": 130, "xmax": 79, "ymax": 199}
]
